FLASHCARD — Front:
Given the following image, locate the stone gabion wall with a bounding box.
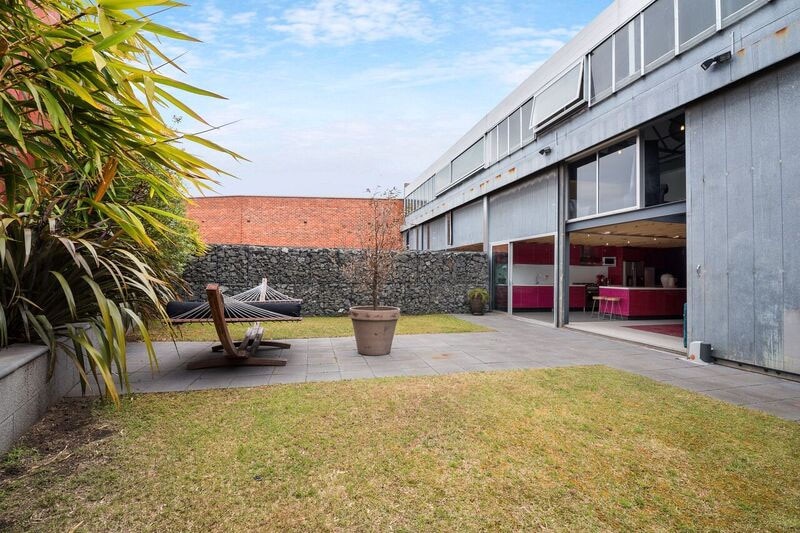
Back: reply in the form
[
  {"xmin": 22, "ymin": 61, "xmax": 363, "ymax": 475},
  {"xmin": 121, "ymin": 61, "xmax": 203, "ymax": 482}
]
[{"xmin": 181, "ymin": 245, "xmax": 489, "ymax": 316}]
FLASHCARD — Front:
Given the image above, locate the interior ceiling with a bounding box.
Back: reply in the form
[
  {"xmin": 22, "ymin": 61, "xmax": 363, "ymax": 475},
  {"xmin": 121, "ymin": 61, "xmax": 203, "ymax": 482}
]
[
  {"xmin": 569, "ymin": 220, "xmax": 686, "ymax": 249},
  {"xmin": 518, "ymin": 236, "xmax": 555, "ymax": 245}
]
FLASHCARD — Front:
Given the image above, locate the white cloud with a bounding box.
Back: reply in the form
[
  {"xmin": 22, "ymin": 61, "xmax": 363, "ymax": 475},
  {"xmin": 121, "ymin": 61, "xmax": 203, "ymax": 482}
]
[
  {"xmin": 346, "ymin": 35, "xmax": 569, "ymax": 89},
  {"xmin": 270, "ymin": 0, "xmax": 438, "ymax": 46}
]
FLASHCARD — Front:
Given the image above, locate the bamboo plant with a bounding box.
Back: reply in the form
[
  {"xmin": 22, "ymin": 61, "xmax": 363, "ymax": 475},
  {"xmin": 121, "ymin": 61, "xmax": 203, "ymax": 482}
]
[{"xmin": 0, "ymin": 0, "xmax": 242, "ymax": 403}]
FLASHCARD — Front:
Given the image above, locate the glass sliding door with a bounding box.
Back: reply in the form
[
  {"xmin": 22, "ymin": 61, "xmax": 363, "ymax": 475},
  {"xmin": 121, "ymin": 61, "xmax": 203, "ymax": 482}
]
[{"xmin": 491, "ymin": 244, "xmax": 509, "ymax": 311}]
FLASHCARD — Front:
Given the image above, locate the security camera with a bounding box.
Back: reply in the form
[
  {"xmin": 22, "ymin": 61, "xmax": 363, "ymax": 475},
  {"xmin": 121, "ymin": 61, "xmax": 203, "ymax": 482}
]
[
  {"xmin": 539, "ymin": 146, "xmax": 552, "ymax": 156},
  {"xmin": 701, "ymin": 51, "xmax": 732, "ymax": 71}
]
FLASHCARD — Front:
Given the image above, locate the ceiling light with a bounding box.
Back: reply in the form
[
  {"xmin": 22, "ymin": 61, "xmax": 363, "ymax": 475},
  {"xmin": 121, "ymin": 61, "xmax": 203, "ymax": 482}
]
[{"xmin": 680, "ymin": 125, "xmax": 685, "ymax": 131}]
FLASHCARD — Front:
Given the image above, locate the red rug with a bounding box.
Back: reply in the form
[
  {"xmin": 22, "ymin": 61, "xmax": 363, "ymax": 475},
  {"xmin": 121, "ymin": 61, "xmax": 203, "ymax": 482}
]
[{"xmin": 623, "ymin": 324, "xmax": 684, "ymax": 338}]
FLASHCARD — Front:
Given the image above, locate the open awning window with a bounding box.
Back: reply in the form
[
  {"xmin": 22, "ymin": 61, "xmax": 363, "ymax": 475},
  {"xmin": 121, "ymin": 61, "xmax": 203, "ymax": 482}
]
[{"xmin": 532, "ymin": 61, "xmax": 585, "ymax": 131}]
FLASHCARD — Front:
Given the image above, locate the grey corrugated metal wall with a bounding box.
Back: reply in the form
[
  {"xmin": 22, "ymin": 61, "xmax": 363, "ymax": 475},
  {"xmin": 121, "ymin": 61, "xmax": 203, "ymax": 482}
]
[
  {"xmin": 427, "ymin": 215, "xmax": 448, "ymax": 250},
  {"xmin": 686, "ymin": 57, "xmax": 800, "ymax": 374},
  {"xmin": 488, "ymin": 169, "xmax": 558, "ymax": 242},
  {"xmin": 452, "ymin": 201, "xmax": 483, "ymax": 248}
]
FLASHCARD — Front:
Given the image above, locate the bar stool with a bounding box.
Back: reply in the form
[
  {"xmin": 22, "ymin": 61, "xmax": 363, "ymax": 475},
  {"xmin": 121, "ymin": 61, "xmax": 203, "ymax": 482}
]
[
  {"xmin": 591, "ymin": 296, "xmax": 605, "ymax": 319},
  {"xmin": 604, "ymin": 297, "xmax": 622, "ymax": 320}
]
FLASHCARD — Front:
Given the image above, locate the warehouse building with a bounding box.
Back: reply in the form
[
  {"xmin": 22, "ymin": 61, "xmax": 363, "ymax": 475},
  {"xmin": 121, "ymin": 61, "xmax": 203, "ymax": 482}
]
[{"xmin": 402, "ymin": 0, "xmax": 800, "ymax": 374}]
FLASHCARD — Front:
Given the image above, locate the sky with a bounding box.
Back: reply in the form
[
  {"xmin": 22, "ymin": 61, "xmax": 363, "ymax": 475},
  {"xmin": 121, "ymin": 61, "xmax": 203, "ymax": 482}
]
[{"xmin": 155, "ymin": 0, "xmax": 609, "ymax": 198}]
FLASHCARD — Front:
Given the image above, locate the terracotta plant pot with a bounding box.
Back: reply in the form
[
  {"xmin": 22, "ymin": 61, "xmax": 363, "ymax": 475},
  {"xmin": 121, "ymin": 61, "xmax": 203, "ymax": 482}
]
[
  {"xmin": 469, "ymin": 297, "xmax": 485, "ymax": 315},
  {"xmin": 349, "ymin": 306, "xmax": 401, "ymax": 356}
]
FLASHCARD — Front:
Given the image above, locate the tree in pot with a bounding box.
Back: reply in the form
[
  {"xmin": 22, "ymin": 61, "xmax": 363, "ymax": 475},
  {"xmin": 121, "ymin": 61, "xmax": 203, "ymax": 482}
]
[
  {"xmin": 468, "ymin": 288, "xmax": 490, "ymax": 315},
  {"xmin": 346, "ymin": 188, "xmax": 403, "ymax": 355}
]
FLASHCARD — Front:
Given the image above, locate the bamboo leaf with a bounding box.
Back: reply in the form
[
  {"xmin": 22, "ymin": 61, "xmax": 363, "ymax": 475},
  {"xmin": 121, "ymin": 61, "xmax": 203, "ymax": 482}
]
[
  {"xmin": 98, "ymin": 0, "xmax": 185, "ymax": 8},
  {"xmin": 71, "ymin": 44, "xmax": 94, "ymax": 63},
  {"xmin": 94, "ymin": 21, "xmax": 147, "ymax": 52},
  {"xmin": 142, "ymin": 21, "xmax": 199, "ymax": 42},
  {"xmin": 0, "ymin": 97, "xmax": 25, "ymax": 150}
]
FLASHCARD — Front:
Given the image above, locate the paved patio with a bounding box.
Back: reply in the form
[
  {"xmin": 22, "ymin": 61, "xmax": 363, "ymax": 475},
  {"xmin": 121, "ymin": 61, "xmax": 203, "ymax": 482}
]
[{"xmin": 69, "ymin": 313, "xmax": 800, "ymax": 421}]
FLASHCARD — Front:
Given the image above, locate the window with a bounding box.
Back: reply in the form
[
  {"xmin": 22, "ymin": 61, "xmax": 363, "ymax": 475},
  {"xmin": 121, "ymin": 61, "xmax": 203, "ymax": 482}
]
[
  {"xmin": 614, "ymin": 18, "xmax": 641, "ymax": 88},
  {"xmin": 486, "ymin": 128, "xmax": 497, "ymax": 164},
  {"xmin": 644, "ymin": 114, "xmax": 686, "ymax": 206},
  {"xmin": 446, "ymin": 212, "xmax": 453, "ymax": 246},
  {"xmin": 509, "ymin": 108, "xmax": 521, "ymax": 151},
  {"xmin": 568, "ymin": 135, "xmax": 639, "ymax": 219},
  {"xmin": 598, "ymin": 138, "xmax": 637, "ymax": 213},
  {"xmin": 451, "ymin": 138, "xmax": 484, "ymax": 182},
  {"xmin": 568, "ymin": 155, "xmax": 597, "ymax": 219},
  {"xmin": 643, "ymin": 0, "xmax": 675, "ymax": 70},
  {"xmin": 532, "ymin": 61, "xmax": 584, "ymax": 130},
  {"xmin": 434, "ymin": 164, "xmax": 450, "ymax": 192},
  {"xmin": 590, "ymin": 36, "xmax": 613, "ymax": 102},
  {"xmin": 497, "ymin": 118, "xmax": 509, "ymax": 157},
  {"xmin": 520, "ymin": 98, "xmax": 534, "ymax": 142},
  {"xmin": 678, "ymin": 0, "xmax": 716, "ymax": 50},
  {"xmin": 722, "ymin": 0, "xmax": 769, "ymax": 25}
]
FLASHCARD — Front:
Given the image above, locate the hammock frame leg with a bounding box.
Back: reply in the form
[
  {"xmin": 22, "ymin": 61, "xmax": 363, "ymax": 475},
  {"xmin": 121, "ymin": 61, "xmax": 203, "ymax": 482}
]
[
  {"xmin": 187, "ymin": 355, "xmax": 287, "ymax": 370},
  {"xmin": 211, "ymin": 340, "xmax": 291, "ymax": 353}
]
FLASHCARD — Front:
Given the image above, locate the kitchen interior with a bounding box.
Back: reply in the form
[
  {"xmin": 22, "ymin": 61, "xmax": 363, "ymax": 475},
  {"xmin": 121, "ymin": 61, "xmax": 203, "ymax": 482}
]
[{"xmin": 492, "ymin": 218, "xmax": 687, "ymax": 350}]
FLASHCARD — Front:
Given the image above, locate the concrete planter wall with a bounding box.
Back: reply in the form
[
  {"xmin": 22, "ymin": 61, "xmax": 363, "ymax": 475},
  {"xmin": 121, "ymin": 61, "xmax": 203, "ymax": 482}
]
[
  {"xmin": 0, "ymin": 342, "xmax": 82, "ymax": 454},
  {"xmin": 182, "ymin": 246, "xmax": 490, "ymax": 316}
]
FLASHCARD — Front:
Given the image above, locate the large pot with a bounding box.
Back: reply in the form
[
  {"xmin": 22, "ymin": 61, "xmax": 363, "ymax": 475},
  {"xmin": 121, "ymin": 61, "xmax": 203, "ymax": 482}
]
[
  {"xmin": 469, "ymin": 297, "xmax": 485, "ymax": 315},
  {"xmin": 349, "ymin": 306, "xmax": 400, "ymax": 356}
]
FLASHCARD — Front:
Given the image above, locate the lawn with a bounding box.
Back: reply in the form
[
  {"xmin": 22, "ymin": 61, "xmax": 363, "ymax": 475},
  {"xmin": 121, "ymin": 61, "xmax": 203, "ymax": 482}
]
[
  {"xmin": 144, "ymin": 314, "xmax": 490, "ymax": 341},
  {"xmin": 2, "ymin": 367, "xmax": 799, "ymax": 532}
]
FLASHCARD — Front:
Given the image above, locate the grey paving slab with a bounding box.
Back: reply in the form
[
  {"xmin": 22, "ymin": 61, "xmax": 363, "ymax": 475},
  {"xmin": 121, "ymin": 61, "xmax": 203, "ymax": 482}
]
[{"xmin": 78, "ymin": 313, "xmax": 800, "ymax": 421}]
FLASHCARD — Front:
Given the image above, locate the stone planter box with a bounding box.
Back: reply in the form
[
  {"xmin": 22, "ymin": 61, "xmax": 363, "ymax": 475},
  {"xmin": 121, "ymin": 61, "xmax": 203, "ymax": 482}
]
[{"xmin": 0, "ymin": 343, "xmax": 82, "ymax": 454}]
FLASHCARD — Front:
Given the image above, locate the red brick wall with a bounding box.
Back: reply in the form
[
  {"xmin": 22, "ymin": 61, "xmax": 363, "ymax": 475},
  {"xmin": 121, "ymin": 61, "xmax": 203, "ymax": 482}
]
[{"xmin": 187, "ymin": 196, "xmax": 405, "ymax": 249}]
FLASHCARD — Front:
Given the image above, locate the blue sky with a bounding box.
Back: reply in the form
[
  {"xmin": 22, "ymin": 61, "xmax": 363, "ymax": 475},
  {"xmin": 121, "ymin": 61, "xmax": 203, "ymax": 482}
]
[{"xmin": 157, "ymin": 0, "xmax": 609, "ymax": 197}]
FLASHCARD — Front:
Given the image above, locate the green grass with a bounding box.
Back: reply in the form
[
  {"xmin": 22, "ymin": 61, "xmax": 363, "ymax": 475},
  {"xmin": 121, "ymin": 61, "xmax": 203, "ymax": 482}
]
[
  {"xmin": 2, "ymin": 367, "xmax": 799, "ymax": 532},
  {"xmin": 145, "ymin": 314, "xmax": 491, "ymax": 342}
]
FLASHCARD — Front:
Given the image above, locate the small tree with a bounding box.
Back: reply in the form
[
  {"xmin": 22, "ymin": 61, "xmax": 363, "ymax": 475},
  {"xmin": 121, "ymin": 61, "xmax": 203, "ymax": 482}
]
[{"xmin": 348, "ymin": 187, "xmax": 403, "ymax": 310}]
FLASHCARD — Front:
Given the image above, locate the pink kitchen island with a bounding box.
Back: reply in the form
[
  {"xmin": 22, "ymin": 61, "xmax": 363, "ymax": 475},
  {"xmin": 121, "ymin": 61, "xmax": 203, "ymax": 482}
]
[{"xmin": 598, "ymin": 286, "xmax": 686, "ymax": 318}]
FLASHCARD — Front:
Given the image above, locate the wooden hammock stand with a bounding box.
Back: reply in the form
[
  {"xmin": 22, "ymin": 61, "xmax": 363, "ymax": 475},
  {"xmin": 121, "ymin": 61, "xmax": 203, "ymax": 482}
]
[{"xmin": 170, "ymin": 282, "xmax": 301, "ymax": 370}]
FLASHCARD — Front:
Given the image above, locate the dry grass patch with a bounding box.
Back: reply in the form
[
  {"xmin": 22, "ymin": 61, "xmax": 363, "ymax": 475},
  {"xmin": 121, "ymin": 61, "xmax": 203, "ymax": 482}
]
[
  {"xmin": 1, "ymin": 366, "xmax": 799, "ymax": 532},
  {"xmin": 144, "ymin": 314, "xmax": 490, "ymax": 342}
]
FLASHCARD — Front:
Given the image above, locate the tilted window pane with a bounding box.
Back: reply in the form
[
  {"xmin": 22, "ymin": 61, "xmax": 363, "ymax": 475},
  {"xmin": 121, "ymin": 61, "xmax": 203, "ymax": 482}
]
[
  {"xmin": 435, "ymin": 165, "xmax": 451, "ymax": 191},
  {"xmin": 643, "ymin": 0, "xmax": 675, "ymax": 68},
  {"xmin": 615, "ymin": 18, "xmax": 641, "ymax": 85},
  {"xmin": 533, "ymin": 62, "xmax": 584, "ymax": 129},
  {"xmin": 520, "ymin": 98, "xmax": 534, "ymax": 141},
  {"xmin": 452, "ymin": 138, "xmax": 484, "ymax": 181},
  {"xmin": 486, "ymin": 129, "xmax": 497, "ymax": 164},
  {"xmin": 568, "ymin": 155, "xmax": 597, "ymax": 219},
  {"xmin": 722, "ymin": 0, "xmax": 754, "ymax": 18},
  {"xmin": 598, "ymin": 138, "xmax": 637, "ymax": 213},
  {"xmin": 678, "ymin": 0, "xmax": 716, "ymax": 46},
  {"xmin": 509, "ymin": 108, "xmax": 521, "ymax": 150},
  {"xmin": 590, "ymin": 37, "xmax": 612, "ymax": 101},
  {"xmin": 498, "ymin": 119, "xmax": 509, "ymax": 156}
]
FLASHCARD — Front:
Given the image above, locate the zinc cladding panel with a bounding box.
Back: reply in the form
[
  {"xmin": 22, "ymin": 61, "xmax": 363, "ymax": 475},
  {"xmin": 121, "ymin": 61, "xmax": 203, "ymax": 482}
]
[
  {"xmin": 427, "ymin": 215, "xmax": 448, "ymax": 250},
  {"xmin": 686, "ymin": 58, "xmax": 800, "ymax": 374},
  {"xmin": 488, "ymin": 169, "xmax": 557, "ymax": 243},
  {"xmin": 452, "ymin": 201, "xmax": 484, "ymax": 248}
]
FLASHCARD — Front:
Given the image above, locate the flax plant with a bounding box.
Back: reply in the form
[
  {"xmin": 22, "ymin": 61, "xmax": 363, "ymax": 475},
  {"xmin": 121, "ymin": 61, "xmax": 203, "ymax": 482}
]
[{"xmin": 0, "ymin": 0, "xmax": 241, "ymax": 403}]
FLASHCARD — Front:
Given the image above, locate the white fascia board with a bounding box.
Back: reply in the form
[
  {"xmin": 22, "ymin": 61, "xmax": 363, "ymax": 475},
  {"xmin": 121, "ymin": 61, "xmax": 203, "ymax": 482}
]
[{"xmin": 404, "ymin": 0, "xmax": 650, "ymax": 196}]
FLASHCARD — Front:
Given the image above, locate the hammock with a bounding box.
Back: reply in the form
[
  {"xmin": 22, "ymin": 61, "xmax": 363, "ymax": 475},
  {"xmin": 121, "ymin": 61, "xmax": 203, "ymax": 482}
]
[{"xmin": 167, "ymin": 278, "xmax": 302, "ymax": 324}]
